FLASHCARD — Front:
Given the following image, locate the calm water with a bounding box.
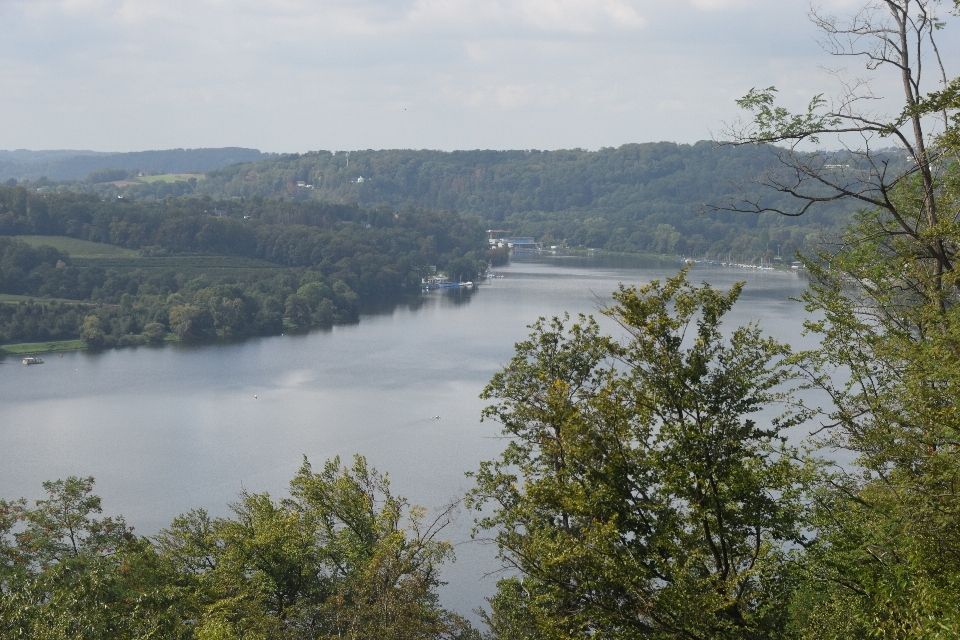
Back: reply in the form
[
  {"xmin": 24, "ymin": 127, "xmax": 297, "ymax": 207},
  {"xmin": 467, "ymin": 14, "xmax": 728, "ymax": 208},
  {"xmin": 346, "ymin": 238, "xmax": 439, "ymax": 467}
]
[{"xmin": 0, "ymin": 254, "xmax": 816, "ymax": 618}]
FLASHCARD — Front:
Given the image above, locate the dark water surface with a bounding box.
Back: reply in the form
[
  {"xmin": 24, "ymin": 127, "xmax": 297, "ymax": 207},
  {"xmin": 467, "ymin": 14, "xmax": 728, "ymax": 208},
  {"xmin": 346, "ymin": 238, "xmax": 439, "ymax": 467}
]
[{"xmin": 0, "ymin": 254, "xmax": 816, "ymax": 619}]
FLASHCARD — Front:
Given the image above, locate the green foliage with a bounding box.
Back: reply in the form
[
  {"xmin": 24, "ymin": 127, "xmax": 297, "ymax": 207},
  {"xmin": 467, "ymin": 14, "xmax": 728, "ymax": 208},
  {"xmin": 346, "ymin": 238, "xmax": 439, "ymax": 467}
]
[
  {"xmin": 11, "ymin": 143, "xmax": 860, "ymax": 263},
  {"xmin": 786, "ymin": 158, "xmax": 960, "ymax": 637},
  {"xmin": 84, "ymin": 168, "xmax": 129, "ymax": 184},
  {"xmin": 469, "ymin": 271, "xmax": 810, "ymax": 639},
  {"xmin": 0, "ymin": 186, "xmax": 488, "ymax": 347},
  {"xmin": 80, "ymin": 314, "xmax": 106, "ymax": 347},
  {"xmin": 726, "ymin": 14, "xmax": 960, "ymax": 631},
  {"xmin": 1, "ymin": 459, "xmax": 477, "ymax": 639},
  {"xmin": 734, "ymin": 88, "xmax": 841, "ymax": 145},
  {"xmin": 155, "ymin": 454, "xmax": 475, "ymax": 639},
  {"xmin": 186, "ymin": 143, "xmax": 855, "ymax": 261},
  {"xmin": 142, "ymin": 321, "xmax": 166, "ymax": 343},
  {"xmin": 0, "ymin": 477, "xmax": 188, "ymax": 639},
  {"xmin": 169, "ymin": 303, "xmax": 215, "ymax": 339}
]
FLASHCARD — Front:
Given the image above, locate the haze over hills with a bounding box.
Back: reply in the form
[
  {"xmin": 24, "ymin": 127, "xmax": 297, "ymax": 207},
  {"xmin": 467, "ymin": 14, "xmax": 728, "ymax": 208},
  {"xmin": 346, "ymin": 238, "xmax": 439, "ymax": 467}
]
[
  {"xmin": 7, "ymin": 141, "xmax": 892, "ymax": 262},
  {"xmin": 0, "ymin": 147, "xmax": 275, "ymax": 182},
  {"xmin": 190, "ymin": 142, "xmax": 881, "ymax": 260},
  {"xmin": 195, "ymin": 142, "xmax": 864, "ymax": 218}
]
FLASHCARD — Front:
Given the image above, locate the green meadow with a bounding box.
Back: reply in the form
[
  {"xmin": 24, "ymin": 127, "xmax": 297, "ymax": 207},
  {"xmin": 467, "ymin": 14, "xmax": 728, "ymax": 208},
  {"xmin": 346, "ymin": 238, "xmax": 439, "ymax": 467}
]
[
  {"xmin": 13, "ymin": 235, "xmax": 140, "ymax": 258},
  {"xmin": 0, "ymin": 339, "xmax": 86, "ymax": 356}
]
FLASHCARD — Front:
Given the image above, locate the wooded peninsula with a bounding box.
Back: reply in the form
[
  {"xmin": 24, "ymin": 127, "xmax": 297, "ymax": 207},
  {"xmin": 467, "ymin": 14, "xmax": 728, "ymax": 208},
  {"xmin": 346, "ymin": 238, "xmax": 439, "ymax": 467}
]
[
  {"xmin": 0, "ymin": 188, "xmax": 493, "ymax": 349},
  {"xmin": 1, "ymin": 140, "xmax": 866, "ymax": 351}
]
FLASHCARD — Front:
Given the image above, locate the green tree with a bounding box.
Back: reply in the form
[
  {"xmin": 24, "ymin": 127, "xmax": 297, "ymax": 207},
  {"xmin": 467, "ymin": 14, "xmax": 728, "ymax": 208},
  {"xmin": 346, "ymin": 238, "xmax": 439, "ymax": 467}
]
[
  {"xmin": 285, "ymin": 294, "xmax": 312, "ymax": 327},
  {"xmin": 0, "ymin": 477, "xmax": 187, "ymax": 639},
  {"xmin": 142, "ymin": 321, "xmax": 166, "ymax": 343},
  {"xmin": 169, "ymin": 304, "xmax": 215, "ymax": 339},
  {"xmin": 156, "ymin": 455, "xmax": 477, "ymax": 640},
  {"xmin": 720, "ymin": 1, "xmax": 960, "ymax": 635},
  {"xmin": 297, "ymin": 281, "xmax": 332, "ymax": 308},
  {"xmin": 782, "ymin": 118, "xmax": 960, "ymax": 637},
  {"xmin": 469, "ymin": 271, "xmax": 809, "ymax": 639},
  {"xmin": 79, "ymin": 314, "xmax": 105, "ymax": 347}
]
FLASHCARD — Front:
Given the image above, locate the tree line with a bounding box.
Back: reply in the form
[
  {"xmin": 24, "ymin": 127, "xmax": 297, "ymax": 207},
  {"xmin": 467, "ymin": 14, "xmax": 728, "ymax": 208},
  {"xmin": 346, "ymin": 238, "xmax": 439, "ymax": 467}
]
[
  {"xmin": 0, "ymin": 189, "xmax": 492, "ymax": 346},
  {"xmin": 192, "ymin": 141, "xmax": 877, "ymax": 262},
  {"xmin": 15, "ymin": 141, "xmax": 875, "ymax": 265}
]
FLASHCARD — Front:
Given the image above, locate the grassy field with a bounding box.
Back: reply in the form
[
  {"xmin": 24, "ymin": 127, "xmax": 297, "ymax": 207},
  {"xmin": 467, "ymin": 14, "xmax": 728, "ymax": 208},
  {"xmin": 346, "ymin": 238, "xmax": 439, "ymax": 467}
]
[
  {"xmin": 0, "ymin": 340, "xmax": 87, "ymax": 356},
  {"xmin": 9, "ymin": 236, "xmax": 285, "ymax": 278},
  {"xmin": 13, "ymin": 235, "xmax": 140, "ymax": 258},
  {"xmin": 137, "ymin": 174, "xmax": 205, "ymax": 184}
]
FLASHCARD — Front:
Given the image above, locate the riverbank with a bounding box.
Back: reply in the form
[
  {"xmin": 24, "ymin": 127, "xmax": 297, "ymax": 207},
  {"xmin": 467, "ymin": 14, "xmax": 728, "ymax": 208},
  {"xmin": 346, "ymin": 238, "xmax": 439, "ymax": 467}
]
[{"xmin": 0, "ymin": 340, "xmax": 88, "ymax": 356}]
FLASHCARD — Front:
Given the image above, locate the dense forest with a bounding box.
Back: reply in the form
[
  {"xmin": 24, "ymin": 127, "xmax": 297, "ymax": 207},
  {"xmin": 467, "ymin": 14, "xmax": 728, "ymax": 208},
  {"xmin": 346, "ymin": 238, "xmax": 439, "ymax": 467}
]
[
  {"xmin": 0, "ymin": 141, "xmax": 868, "ymax": 348},
  {"xmin": 14, "ymin": 142, "xmax": 885, "ymax": 263},
  {"xmin": 195, "ymin": 143, "xmax": 864, "ymax": 261},
  {"xmin": 0, "ymin": 458, "xmax": 479, "ymax": 639},
  {"xmin": 0, "ymin": 186, "xmax": 491, "ymax": 346}
]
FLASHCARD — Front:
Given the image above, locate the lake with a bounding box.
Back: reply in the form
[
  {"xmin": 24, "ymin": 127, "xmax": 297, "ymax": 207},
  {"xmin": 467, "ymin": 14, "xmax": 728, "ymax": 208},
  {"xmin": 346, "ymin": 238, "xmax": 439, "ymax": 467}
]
[{"xmin": 0, "ymin": 253, "xmax": 817, "ymax": 620}]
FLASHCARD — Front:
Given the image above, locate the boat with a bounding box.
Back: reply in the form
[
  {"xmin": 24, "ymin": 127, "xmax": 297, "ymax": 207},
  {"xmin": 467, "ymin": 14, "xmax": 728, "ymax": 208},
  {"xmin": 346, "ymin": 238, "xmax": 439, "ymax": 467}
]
[{"xmin": 22, "ymin": 356, "xmax": 44, "ymax": 365}]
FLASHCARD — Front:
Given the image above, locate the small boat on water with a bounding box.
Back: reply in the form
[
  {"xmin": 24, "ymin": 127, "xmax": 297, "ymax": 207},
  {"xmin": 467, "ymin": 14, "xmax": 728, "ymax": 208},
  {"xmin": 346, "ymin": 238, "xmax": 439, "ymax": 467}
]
[{"xmin": 22, "ymin": 356, "xmax": 44, "ymax": 365}]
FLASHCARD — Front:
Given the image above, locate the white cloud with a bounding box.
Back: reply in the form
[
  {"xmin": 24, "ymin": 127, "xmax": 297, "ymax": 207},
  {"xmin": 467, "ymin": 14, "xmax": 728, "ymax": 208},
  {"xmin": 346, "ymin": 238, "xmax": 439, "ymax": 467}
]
[
  {"xmin": 13, "ymin": 0, "xmax": 647, "ymax": 36},
  {"xmin": 0, "ymin": 0, "xmax": 956, "ymax": 151}
]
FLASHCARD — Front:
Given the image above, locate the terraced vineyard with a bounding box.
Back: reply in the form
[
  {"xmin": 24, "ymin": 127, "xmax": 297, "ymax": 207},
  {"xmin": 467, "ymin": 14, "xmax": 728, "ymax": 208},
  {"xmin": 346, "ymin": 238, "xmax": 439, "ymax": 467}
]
[{"xmin": 14, "ymin": 235, "xmax": 139, "ymax": 258}]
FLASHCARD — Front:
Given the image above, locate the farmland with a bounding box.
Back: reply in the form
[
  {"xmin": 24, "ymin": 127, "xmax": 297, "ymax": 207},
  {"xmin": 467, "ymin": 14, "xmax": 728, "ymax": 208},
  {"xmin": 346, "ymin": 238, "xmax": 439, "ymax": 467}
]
[
  {"xmin": 14, "ymin": 235, "xmax": 139, "ymax": 258},
  {"xmin": 0, "ymin": 187, "xmax": 491, "ymax": 350}
]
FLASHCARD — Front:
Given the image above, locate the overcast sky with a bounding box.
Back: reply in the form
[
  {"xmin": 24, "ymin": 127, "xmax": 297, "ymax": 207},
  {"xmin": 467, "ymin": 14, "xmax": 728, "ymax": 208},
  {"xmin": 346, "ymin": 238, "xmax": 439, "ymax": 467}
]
[{"xmin": 0, "ymin": 0, "xmax": 955, "ymax": 153}]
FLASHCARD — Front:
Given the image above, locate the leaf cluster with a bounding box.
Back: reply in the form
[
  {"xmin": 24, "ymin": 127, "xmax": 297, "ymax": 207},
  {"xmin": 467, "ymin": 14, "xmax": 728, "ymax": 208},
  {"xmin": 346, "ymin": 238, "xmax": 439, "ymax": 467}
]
[
  {"xmin": 469, "ymin": 271, "xmax": 812, "ymax": 639},
  {"xmin": 0, "ymin": 457, "xmax": 477, "ymax": 640}
]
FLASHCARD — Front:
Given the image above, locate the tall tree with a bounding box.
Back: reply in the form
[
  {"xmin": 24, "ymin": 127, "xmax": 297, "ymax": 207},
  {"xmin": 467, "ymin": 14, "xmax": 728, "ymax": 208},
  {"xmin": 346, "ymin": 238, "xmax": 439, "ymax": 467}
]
[
  {"xmin": 0, "ymin": 477, "xmax": 187, "ymax": 639},
  {"xmin": 469, "ymin": 271, "xmax": 810, "ymax": 639},
  {"xmin": 720, "ymin": 1, "xmax": 960, "ymax": 636},
  {"xmin": 156, "ymin": 455, "xmax": 477, "ymax": 640},
  {"xmin": 720, "ymin": 0, "xmax": 958, "ymax": 299}
]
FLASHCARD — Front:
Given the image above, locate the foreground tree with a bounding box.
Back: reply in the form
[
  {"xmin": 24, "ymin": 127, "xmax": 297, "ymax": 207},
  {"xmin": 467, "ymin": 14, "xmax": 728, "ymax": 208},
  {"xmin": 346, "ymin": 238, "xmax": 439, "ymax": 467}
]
[
  {"xmin": 720, "ymin": 1, "xmax": 956, "ymax": 267},
  {"xmin": 1, "ymin": 459, "xmax": 476, "ymax": 639},
  {"xmin": 0, "ymin": 477, "xmax": 187, "ymax": 638},
  {"xmin": 720, "ymin": 1, "xmax": 960, "ymax": 636},
  {"xmin": 469, "ymin": 271, "xmax": 810, "ymax": 639},
  {"xmin": 783, "ymin": 95, "xmax": 960, "ymax": 638},
  {"xmin": 156, "ymin": 455, "xmax": 477, "ymax": 640}
]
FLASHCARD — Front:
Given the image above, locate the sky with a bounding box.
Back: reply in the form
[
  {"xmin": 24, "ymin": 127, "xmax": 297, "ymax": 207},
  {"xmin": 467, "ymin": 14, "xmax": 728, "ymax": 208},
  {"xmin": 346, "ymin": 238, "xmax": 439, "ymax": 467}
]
[{"xmin": 0, "ymin": 0, "xmax": 956, "ymax": 153}]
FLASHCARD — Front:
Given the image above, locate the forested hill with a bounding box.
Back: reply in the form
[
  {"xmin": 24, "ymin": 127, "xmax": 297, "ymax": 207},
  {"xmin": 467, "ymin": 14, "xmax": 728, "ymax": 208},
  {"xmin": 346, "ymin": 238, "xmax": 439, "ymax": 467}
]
[
  {"xmin": 10, "ymin": 142, "xmax": 898, "ymax": 261},
  {"xmin": 199, "ymin": 142, "xmax": 796, "ymax": 218},
  {"xmin": 0, "ymin": 186, "xmax": 490, "ymax": 348},
  {"xmin": 194, "ymin": 142, "xmax": 879, "ymax": 261},
  {"xmin": 0, "ymin": 147, "xmax": 274, "ymax": 182}
]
